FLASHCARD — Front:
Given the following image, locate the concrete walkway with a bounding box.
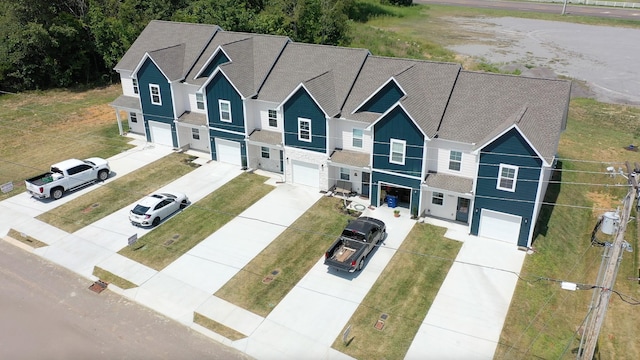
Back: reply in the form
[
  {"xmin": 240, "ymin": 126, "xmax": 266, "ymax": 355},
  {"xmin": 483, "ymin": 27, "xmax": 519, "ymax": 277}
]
[{"xmin": 2, "ymin": 138, "xmax": 527, "ymax": 359}]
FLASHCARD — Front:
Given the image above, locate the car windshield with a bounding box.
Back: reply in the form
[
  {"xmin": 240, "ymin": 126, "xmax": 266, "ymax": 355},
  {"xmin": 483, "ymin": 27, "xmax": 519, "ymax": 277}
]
[
  {"xmin": 342, "ymin": 229, "xmax": 365, "ymax": 241},
  {"xmin": 132, "ymin": 205, "xmax": 150, "ymax": 215}
]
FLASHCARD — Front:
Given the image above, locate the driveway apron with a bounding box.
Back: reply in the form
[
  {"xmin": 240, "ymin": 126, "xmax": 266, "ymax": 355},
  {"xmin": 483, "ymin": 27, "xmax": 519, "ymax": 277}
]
[
  {"xmin": 236, "ymin": 206, "xmax": 416, "ymax": 359},
  {"xmin": 405, "ymin": 235, "xmax": 526, "ymax": 359}
]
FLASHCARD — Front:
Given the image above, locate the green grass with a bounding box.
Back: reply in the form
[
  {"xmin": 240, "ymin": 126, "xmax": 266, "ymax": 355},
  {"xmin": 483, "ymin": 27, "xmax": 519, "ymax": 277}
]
[
  {"xmin": 332, "ymin": 223, "xmax": 462, "ymax": 359},
  {"xmin": 0, "ymin": 85, "xmax": 133, "ymax": 201},
  {"xmin": 93, "ymin": 266, "xmax": 137, "ymax": 290},
  {"xmin": 6, "ymin": 228, "xmax": 48, "ymax": 248},
  {"xmin": 36, "ymin": 153, "xmax": 198, "ymax": 233},
  {"xmin": 215, "ymin": 197, "xmax": 356, "ymax": 317},
  {"xmin": 193, "ymin": 313, "xmax": 247, "ymax": 341},
  {"xmin": 118, "ymin": 172, "xmax": 273, "ymax": 270}
]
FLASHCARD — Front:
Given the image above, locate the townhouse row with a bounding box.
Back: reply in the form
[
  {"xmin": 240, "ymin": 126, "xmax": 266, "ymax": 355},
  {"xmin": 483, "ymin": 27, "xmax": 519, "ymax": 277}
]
[{"xmin": 110, "ymin": 20, "xmax": 571, "ymax": 248}]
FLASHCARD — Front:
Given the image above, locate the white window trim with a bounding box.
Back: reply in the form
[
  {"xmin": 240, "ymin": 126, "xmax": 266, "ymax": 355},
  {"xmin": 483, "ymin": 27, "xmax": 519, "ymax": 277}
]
[
  {"xmin": 268, "ymin": 109, "xmax": 278, "ymax": 127},
  {"xmin": 132, "ymin": 79, "xmax": 139, "ymax": 94},
  {"xmin": 219, "ymin": 99, "xmax": 232, "ymax": 122},
  {"xmin": 389, "ymin": 139, "xmax": 406, "ymax": 165},
  {"xmin": 432, "ymin": 192, "xmax": 444, "ymax": 205},
  {"xmin": 191, "ymin": 128, "xmax": 200, "ymax": 140},
  {"xmin": 352, "ymin": 128, "xmax": 363, "ymax": 148},
  {"xmin": 149, "ymin": 84, "xmax": 161, "ymax": 105},
  {"xmin": 449, "ymin": 150, "xmax": 462, "ymax": 172},
  {"xmin": 497, "ymin": 164, "xmax": 518, "ymax": 192},
  {"xmin": 196, "ymin": 92, "xmax": 205, "ymax": 110},
  {"xmin": 129, "ymin": 112, "xmax": 137, "ymax": 123},
  {"xmin": 261, "ymin": 146, "xmax": 270, "ymax": 158},
  {"xmin": 298, "ymin": 118, "xmax": 311, "ymax": 142},
  {"xmin": 340, "ymin": 167, "xmax": 350, "ymax": 181}
]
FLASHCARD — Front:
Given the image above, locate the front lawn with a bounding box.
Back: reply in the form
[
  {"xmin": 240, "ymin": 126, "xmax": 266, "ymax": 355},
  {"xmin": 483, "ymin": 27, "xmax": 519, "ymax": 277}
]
[
  {"xmin": 215, "ymin": 196, "xmax": 354, "ymax": 316},
  {"xmin": 36, "ymin": 153, "xmax": 198, "ymax": 233},
  {"xmin": 118, "ymin": 172, "xmax": 273, "ymax": 270},
  {"xmin": 332, "ymin": 223, "xmax": 462, "ymax": 359}
]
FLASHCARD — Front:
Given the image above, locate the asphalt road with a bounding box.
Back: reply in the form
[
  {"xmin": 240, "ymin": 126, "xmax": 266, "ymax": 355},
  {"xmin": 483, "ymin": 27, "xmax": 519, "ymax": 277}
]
[
  {"xmin": 415, "ymin": 0, "xmax": 640, "ymax": 20},
  {"xmin": 0, "ymin": 239, "xmax": 250, "ymax": 360}
]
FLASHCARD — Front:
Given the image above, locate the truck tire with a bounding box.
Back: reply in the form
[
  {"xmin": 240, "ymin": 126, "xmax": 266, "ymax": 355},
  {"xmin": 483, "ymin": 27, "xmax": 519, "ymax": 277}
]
[
  {"xmin": 51, "ymin": 187, "xmax": 64, "ymax": 200},
  {"xmin": 357, "ymin": 258, "xmax": 364, "ymax": 271},
  {"xmin": 152, "ymin": 217, "xmax": 161, "ymax": 227},
  {"xmin": 97, "ymin": 169, "xmax": 109, "ymax": 182}
]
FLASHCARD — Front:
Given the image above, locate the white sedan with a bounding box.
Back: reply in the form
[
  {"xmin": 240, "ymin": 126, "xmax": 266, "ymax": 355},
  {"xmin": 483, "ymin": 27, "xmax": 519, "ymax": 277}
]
[{"xmin": 129, "ymin": 192, "xmax": 189, "ymax": 227}]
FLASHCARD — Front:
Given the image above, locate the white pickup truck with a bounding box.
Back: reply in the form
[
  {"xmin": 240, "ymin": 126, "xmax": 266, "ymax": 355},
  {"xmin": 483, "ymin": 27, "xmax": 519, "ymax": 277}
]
[{"xmin": 25, "ymin": 158, "xmax": 111, "ymax": 200}]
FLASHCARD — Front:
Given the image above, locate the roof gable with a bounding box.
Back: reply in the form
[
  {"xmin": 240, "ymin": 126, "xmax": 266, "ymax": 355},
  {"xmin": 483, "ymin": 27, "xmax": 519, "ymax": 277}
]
[
  {"xmin": 355, "ymin": 77, "xmax": 406, "ymax": 114},
  {"xmin": 195, "ymin": 47, "xmax": 230, "ymax": 79},
  {"xmin": 476, "ymin": 124, "xmax": 549, "ymax": 166}
]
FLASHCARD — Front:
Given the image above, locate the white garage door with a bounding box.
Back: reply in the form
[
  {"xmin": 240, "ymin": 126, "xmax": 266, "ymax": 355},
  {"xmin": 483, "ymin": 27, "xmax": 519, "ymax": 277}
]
[
  {"xmin": 292, "ymin": 160, "xmax": 319, "ymax": 188},
  {"xmin": 215, "ymin": 138, "xmax": 242, "ymax": 166},
  {"xmin": 149, "ymin": 121, "xmax": 174, "ymax": 147},
  {"xmin": 478, "ymin": 209, "xmax": 521, "ymax": 244}
]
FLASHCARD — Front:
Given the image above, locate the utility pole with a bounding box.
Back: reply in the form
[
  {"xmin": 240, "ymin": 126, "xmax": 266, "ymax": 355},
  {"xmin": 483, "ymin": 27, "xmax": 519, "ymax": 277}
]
[{"xmin": 577, "ymin": 163, "xmax": 637, "ymax": 359}]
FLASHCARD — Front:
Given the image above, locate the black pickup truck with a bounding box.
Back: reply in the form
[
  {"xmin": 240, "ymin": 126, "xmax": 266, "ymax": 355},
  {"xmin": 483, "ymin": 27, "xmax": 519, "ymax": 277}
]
[{"xmin": 324, "ymin": 217, "xmax": 386, "ymax": 272}]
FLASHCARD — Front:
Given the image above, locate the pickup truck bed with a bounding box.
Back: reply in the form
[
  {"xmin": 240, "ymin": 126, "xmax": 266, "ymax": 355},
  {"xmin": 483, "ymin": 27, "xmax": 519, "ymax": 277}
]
[{"xmin": 324, "ymin": 217, "xmax": 386, "ymax": 272}]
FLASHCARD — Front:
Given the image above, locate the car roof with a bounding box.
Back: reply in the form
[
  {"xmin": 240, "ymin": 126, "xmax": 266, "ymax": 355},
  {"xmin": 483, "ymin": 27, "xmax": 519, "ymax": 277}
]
[{"xmin": 137, "ymin": 194, "xmax": 171, "ymax": 207}]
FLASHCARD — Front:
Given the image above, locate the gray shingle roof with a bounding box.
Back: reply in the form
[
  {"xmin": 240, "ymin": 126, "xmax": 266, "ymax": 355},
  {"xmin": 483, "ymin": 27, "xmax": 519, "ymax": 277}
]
[
  {"xmin": 343, "ymin": 56, "xmax": 460, "ymax": 135},
  {"xmin": 436, "ymin": 71, "xmax": 571, "ymax": 163},
  {"xmin": 248, "ymin": 129, "xmax": 282, "ymax": 145},
  {"xmin": 425, "ymin": 173, "xmax": 474, "ymax": 194},
  {"xmin": 258, "ymin": 43, "xmax": 370, "ymax": 115},
  {"xmin": 329, "ymin": 149, "xmax": 370, "ymax": 168},
  {"xmin": 114, "ymin": 20, "xmax": 219, "ymax": 78},
  {"xmin": 186, "ymin": 32, "xmax": 289, "ymax": 96},
  {"xmin": 177, "ymin": 111, "xmax": 206, "ymax": 126},
  {"xmin": 148, "ymin": 44, "xmax": 185, "ymax": 81},
  {"xmin": 110, "ymin": 95, "xmax": 141, "ymax": 111}
]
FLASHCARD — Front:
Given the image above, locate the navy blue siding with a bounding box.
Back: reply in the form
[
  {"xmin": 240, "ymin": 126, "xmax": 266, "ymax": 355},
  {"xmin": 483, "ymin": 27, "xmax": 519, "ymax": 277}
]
[
  {"xmin": 283, "ymin": 88, "xmax": 326, "ymax": 153},
  {"xmin": 137, "ymin": 58, "xmax": 175, "ymax": 145},
  {"xmin": 372, "ymin": 106, "xmax": 424, "ymax": 178},
  {"xmin": 209, "ymin": 129, "xmax": 247, "ymax": 165},
  {"xmin": 206, "ymin": 72, "xmax": 244, "ymax": 133},
  {"xmin": 371, "ymin": 171, "xmax": 421, "ymax": 215},
  {"xmin": 470, "ymin": 128, "xmax": 542, "ymax": 247},
  {"xmin": 202, "ymin": 51, "xmax": 230, "ymax": 78},
  {"xmin": 360, "ymin": 81, "xmax": 404, "ymax": 113}
]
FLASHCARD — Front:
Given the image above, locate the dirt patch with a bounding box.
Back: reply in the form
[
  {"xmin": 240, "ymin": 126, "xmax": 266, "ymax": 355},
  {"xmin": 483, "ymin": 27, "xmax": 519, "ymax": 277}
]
[{"xmin": 585, "ymin": 191, "xmax": 620, "ymax": 214}]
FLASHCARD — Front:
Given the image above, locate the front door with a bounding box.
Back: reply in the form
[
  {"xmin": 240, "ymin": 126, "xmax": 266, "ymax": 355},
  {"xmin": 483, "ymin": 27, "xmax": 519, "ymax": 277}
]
[
  {"xmin": 456, "ymin": 198, "xmax": 470, "ymax": 223},
  {"xmin": 361, "ymin": 172, "xmax": 370, "ymax": 197}
]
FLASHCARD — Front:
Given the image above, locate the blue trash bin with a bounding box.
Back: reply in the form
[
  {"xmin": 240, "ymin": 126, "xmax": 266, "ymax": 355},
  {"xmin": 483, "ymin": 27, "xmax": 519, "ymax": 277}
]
[{"xmin": 387, "ymin": 195, "xmax": 398, "ymax": 208}]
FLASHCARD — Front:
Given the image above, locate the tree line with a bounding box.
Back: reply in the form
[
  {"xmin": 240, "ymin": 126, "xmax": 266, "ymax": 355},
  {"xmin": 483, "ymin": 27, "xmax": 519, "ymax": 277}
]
[{"xmin": 0, "ymin": 0, "xmax": 411, "ymax": 92}]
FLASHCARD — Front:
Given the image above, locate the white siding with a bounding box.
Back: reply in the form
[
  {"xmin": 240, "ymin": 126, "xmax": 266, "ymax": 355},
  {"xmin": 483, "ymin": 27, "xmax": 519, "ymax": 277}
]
[
  {"xmin": 428, "ymin": 139, "xmax": 476, "ymax": 179},
  {"xmin": 329, "ymin": 119, "xmax": 373, "ymax": 154},
  {"xmin": 244, "ymin": 100, "xmax": 283, "ymax": 135},
  {"xmin": 423, "ymin": 190, "xmax": 458, "ymax": 221},
  {"xmin": 120, "ymin": 72, "xmax": 138, "ymax": 97}
]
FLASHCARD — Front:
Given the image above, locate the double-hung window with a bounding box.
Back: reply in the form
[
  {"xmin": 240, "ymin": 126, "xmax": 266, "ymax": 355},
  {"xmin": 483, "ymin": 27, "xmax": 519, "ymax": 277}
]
[
  {"xmin": 389, "ymin": 139, "xmax": 406, "ymax": 165},
  {"xmin": 268, "ymin": 109, "xmax": 277, "ymax": 127},
  {"xmin": 129, "ymin": 112, "xmax": 137, "ymax": 123},
  {"xmin": 340, "ymin": 167, "xmax": 350, "ymax": 181},
  {"xmin": 449, "ymin": 150, "xmax": 462, "ymax": 171},
  {"xmin": 196, "ymin": 92, "xmax": 205, "ymax": 110},
  {"xmin": 132, "ymin": 79, "xmax": 139, "ymax": 94},
  {"xmin": 497, "ymin": 164, "xmax": 518, "ymax": 192},
  {"xmin": 149, "ymin": 84, "xmax": 161, "ymax": 105},
  {"xmin": 192, "ymin": 128, "xmax": 200, "ymax": 140},
  {"xmin": 432, "ymin": 192, "xmax": 444, "ymax": 205},
  {"xmin": 298, "ymin": 118, "xmax": 311, "ymax": 142},
  {"xmin": 261, "ymin": 147, "xmax": 270, "ymax": 158},
  {"xmin": 219, "ymin": 100, "xmax": 231, "ymax": 122},
  {"xmin": 352, "ymin": 128, "xmax": 363, "ymax": 148}
]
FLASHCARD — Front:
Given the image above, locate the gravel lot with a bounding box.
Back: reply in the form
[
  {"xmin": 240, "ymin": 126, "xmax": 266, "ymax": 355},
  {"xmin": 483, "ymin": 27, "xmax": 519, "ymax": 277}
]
[{"xmin": 447, "ymin": 17, "xmax": 640, "ymax": 105}]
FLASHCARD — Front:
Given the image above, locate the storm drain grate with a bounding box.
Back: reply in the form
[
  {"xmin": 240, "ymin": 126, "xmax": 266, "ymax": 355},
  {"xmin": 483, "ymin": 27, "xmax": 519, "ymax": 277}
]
[{"xmin": 89, "ymin": 280, "xmax": 108, "ymax": 294}]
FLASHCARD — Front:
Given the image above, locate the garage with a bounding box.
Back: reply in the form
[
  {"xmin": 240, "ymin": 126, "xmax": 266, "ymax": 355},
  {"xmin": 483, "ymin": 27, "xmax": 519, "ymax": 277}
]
[
  {"xmin": 292, "ymin": 160, "xmax": 319, "ymax": 188},
  {"xmin": 478, "ymin": 209, "xmax": 521, "ymax": 244},
  {"xmin": 149, "ymin": 121, "xmax": 174, "ymax": 147},
  {"xmin": 215, "ymin": 138, "xmax": 242, "ymax": 166}
]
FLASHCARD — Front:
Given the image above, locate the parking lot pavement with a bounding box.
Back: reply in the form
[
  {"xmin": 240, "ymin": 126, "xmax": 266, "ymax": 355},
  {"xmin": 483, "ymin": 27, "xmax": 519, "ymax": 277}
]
[
  {"xmin": 237, "ymin": 205, "xmax": 416, "ymax": 359},
  {"xmin": 405, "ymin": 235, "xmax": 526, "ymax": 359}
]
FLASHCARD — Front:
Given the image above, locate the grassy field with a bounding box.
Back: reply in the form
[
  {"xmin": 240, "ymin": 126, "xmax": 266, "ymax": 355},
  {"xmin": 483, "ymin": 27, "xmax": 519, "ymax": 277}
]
[
  {"xmin": 348, "ymin": 2, "xmax": 640, "ymax": 359},
  {"xmin": 215, "ymin": 196, "xmax": 355, "ymax": 316},
  {"xmin": 36, "ymin": 153, "xmax": 198, "ymax": 233},
  {"xmin": 0, "ymin": 85, "xmax": 132, "ymax": 201},
  {"xmin": 118, "ymin": 172, "xmax": 273, "ymax": 270},
  {"xmin": 332, "ymin": 223, "xmax": 462, "ymax": 359}
]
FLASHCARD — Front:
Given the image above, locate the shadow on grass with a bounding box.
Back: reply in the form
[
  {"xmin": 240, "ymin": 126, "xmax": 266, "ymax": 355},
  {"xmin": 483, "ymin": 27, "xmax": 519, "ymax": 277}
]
[
  {"xmin": 532, "ymin": 160, "xmax": 563, "ymax": 245},
  {"xmin": 349, "ymin": 1, "xmax": 395, "ymax": 22}
]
